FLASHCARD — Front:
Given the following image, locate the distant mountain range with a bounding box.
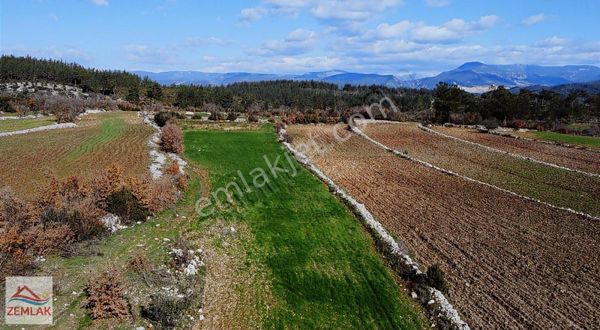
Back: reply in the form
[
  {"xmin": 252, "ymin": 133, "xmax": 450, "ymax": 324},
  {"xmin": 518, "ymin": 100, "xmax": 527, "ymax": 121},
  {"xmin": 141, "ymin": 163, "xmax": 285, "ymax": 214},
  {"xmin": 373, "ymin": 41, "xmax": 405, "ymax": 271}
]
[
  {"xmin": 133, "ymin": 62, "xmax": 600, "ymax": 92},
  {"xmin": 510, "ymin": 81, "xmax": 600, "ymax": 95}
]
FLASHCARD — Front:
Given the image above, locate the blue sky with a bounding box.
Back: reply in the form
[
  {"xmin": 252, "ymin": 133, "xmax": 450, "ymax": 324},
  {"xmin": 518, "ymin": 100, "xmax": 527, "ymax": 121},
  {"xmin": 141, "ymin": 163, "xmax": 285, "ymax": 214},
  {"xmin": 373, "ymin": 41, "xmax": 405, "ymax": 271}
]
[{"xmin": 1, "ymin": 0, "xmax": 599, "ymax": 76}]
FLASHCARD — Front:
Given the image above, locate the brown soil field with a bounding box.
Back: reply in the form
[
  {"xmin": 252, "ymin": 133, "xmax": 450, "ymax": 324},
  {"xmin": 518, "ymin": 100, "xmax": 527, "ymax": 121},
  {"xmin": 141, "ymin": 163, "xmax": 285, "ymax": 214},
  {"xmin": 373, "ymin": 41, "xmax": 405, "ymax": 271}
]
[
  {"xmin": 360, "ymin": 122, "xmax": 600, "ymax": 218},
  {"xmin": 434, "ymin": 126, "xmax": 600, "ymax": 174},
  {"xmin": 287, "ymin": 124, "xmax": 600, "ymax": 329},
  {"xmin": 0, "ymin": 111, "xmax": 154, "ymax": 198}
]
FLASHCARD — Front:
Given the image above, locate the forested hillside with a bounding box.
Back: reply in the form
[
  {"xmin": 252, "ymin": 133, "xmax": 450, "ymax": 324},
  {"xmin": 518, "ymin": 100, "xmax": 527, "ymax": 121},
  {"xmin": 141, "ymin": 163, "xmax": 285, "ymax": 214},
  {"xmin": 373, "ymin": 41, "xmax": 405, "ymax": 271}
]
[{"xmin": 0, "ymin": 55, "xmax": 158, "ymax": 98}]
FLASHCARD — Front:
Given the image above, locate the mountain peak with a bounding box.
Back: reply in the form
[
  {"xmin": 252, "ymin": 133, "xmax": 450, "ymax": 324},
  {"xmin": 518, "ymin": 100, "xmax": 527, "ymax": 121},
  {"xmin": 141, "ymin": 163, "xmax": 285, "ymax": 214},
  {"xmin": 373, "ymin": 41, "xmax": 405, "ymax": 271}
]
[{"xmin": 457, "ymin": 61, "xmax": 485, "ymax": 70}]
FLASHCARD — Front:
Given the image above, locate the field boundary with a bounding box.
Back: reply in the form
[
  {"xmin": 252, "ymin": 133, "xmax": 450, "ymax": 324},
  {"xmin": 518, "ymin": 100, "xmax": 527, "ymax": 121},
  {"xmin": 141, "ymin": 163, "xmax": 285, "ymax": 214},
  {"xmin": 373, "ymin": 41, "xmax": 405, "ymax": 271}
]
[
  {"xmin": 0, "ymin": 122, "xmax": 76, "ymax": 137},
  {"xmin": 141, "ymin": 111, "xmax": 187, "ymax": 178},
  {"xmin": 280, "ymin": 127, "xmax": 470, "ymax": 330},
  {"xmin": 489, "ymin": 130, "xmax": 600, "ymax": 153},
  {"xmin": 353, "ymin": 124, "xmax": 600, "ymax": 221},
  {"xmin": 419, "ymin": 124, "xmax": 600, "ymax": 178},
  {"xmin": 0, "ymin": 114, "xmax": 47, "ymax": 120}
]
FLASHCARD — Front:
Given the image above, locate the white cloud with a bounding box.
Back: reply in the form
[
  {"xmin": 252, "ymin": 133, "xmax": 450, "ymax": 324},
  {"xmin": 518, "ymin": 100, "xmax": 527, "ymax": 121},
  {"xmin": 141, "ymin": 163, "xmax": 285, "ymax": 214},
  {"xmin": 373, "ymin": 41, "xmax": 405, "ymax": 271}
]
[
  {"xmin": 538, "ymin": 36, "xmax": 568, "ymax": 47},
  {"xmin": 310, "ymin": 0, "xmax": 402, "ymax": 22},
  {"xmin": 412, "ymin": 15, "xmax": 500, "ymax": 42},
  {"xmin": 90, "ymin": 0, "xmax": 108, "ymax": 6},
  {"xmin": 49, "ymin": 13, "xmax": 59, "ymax": 21},
  {"xmin": 239, "ymin": 0, "xmax": 404, "ymax": 25},
  {"xmin": 253, "ymin": 28, "xmax": 317, "ymax": 56},
  {"xmin": 376, "ymin": 20, "xmax": 412, "ymax": 38},
  {"xmin": 123, "ymin": 44, "xmax": 176, "ymax": 65},
  {"xmin": 425, "ymin": 0, "xmax": 450, "ymax": 8},
  {"xmin": 184, "ymin": 37, "xmax": 233, "ymax": 47},
  {"xmin": 199, "ymin": 54, "xmax": 344, "ymax": 73},
  {"xmin": 239, "ymin": 7, "xmax": 268, "ymax": 22},
  {"xmin": 522, "ymin": 13, "xmax": 546, "ymax": 26}
]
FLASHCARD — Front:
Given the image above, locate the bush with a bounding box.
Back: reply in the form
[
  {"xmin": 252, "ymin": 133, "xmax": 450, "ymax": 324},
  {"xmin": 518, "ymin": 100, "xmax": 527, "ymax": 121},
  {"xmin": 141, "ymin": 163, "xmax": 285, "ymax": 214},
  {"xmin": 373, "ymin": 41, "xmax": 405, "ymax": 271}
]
[
  {"xmin": 154, "ymin": 111, "xmax": 183, "ymax": 127},
  {"xmin": 208, "ymin": 111, "xmax": 224, "ymax": 121},
  {"xmin": 126, "ymin": 176, "xmax": 178, "ymax": 213},
  {"xmin": 248, "ymin": 113, "xmax": 259, "ymax": 123},
  {"xmin": 0, "ymin": 96, "xmax": 16, "ymax": 112},
  {"xmin": 37, "ymin": 177, "xmax": 106, "ymax": 241},
  {"xmin": 192, "ymin": 112, "xmax": 204, "ymax": 120},
  {"xmin": 481, "ymin": 117, "xmax": 499, "ymax": 129},
  {"xmin": 105, "ymin": 187, "xmax": 150, "ymax": 225},
  {"xmin": 160, "ymin": 123, "xmax": 184, "ymax": 154},
  {"xmin": 84, "ymin": 269, "xmax": 130, "ymax": 320},
  {"xmin": 426, "ymin": 264, "xmax": 448, "ymax": 294},
  {"xmin": 227, "ymin": 112, "xmax": 238, "ymax": 121},
  {"xmin": 164, "ymin": 160, "xmax": 180, "ymax": 176},
  {"xmin": 141, "ymin": 293, "xmax": 189, "ymax": 328},
  {"xmin": 128, "ymin": 253, "xmax": 151, "ymax": 273}
]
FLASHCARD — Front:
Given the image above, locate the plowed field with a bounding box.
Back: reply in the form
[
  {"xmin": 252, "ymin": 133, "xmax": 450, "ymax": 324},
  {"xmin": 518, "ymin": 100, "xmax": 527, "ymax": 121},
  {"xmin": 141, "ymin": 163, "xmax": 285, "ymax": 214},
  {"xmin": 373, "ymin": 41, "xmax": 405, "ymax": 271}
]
[
  {"xmin": 0, "ymin": 111, "xmax": 154, "ymax": 198},
  {"xmin": 434, "ymin": 126, "xmax": 600, "ymax": 174},
  {"xmin": 361, "ymin": 123, "xmax": 600, "ymax": 217},
  {"xmin": 287, "ymin": 124, "xmax": 600, "ymax": 329}
]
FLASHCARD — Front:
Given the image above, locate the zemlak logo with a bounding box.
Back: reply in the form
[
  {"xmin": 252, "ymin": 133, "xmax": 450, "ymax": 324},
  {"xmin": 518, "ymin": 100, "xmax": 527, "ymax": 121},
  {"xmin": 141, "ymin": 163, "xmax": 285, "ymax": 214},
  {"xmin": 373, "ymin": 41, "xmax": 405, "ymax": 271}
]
[{"xmin": 5, "ymin": 277, "xmax": 53, "ymax": 325}]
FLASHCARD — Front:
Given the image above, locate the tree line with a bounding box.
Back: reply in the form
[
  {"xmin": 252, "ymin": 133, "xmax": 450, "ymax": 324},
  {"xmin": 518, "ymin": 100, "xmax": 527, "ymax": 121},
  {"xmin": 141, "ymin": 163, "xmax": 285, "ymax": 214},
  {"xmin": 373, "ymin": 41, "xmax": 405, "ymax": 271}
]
[
  {"xmin": 1, "ymin": 56, "xmax": 598, "ymax": 130},
  {"xmin": 432, "ymin": 82, "xmax": 599, "ymax": 130}
]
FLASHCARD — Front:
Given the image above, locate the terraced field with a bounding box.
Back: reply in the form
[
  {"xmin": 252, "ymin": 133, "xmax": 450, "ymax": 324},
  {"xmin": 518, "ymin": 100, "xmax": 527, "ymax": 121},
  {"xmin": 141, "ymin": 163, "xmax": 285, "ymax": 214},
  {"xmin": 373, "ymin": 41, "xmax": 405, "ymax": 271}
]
[
  {"xmin": 287, "ymin": 124, "xmax": 600, "ymax": 329},
  {"xmin": 361, "ymin": 122, "xmax": 600, "ymax": 217},
  {"xmin": 433, "ymin": 126, "xmax": 600, "ymax": 173},
  {"xmin": 0, "ymin": 111, "xmax": 153, "ymax": 198},
  {"xmin": 0, "ymin": 116, "xmax": 57, "ymax": 132}
]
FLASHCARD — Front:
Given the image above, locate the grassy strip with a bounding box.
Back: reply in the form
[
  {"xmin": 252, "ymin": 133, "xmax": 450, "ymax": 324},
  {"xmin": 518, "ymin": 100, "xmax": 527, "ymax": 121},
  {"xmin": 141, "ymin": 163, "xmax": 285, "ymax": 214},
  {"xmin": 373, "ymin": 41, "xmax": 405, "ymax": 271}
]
[
  {"xmin": 184, "ymin": 125, "xmax": 426, "ymax": 329},
  {"xmin": 532, "ymin": 131, "xmax": 600, "ymax": 148},
  {"xmin": 0, "ymin": 116, "xmax": 57, "ymax": 132}
]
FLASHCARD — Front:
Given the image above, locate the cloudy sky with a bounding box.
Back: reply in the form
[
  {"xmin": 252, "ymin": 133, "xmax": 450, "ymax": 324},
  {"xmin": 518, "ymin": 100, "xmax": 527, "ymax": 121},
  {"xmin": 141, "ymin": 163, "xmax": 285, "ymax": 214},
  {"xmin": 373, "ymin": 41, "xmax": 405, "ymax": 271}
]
[{"xmin": 1, "ymin": 0, "xmax": 599, "ymax": 76}]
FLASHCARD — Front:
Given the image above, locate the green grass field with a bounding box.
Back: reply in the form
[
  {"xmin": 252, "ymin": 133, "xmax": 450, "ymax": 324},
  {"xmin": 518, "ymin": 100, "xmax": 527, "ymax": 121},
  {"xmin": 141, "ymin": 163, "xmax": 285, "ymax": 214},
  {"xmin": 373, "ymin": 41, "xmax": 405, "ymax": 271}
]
[
  {"xmin": 532, "ymin": 131, "xmax": 600, "ymax": 148},
  {"xmin": 184, "ymin": 125, "xmax": 426, "ymax": 329},
  {"xmin": 0, "ymin": 116, "xmax": 56, "ymax": 132}
]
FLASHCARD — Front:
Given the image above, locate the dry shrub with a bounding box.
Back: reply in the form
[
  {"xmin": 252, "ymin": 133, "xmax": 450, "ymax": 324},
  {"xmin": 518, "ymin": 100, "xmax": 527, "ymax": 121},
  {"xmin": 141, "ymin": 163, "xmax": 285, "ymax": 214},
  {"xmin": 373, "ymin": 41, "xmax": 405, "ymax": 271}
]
[
  {"xmin": 84, "ymin": 268, "xmax": 130, "ymax": 320},
  {"xmin": 160, "ymin": 123, "xmax": 184, "ymax": 154},
  {"xmin": 1, "ymin": 161, "xmax": 184, "ymax": 278},
  {"xmin": 40, "ymin": 96, "xmax": 82, "ymax": 123},
  {"xmin": 0, "ymin": 189, "xmax": 38, "ymax": 277},
  {"xmin": 127, "ymin": 176, "xmax": 178, "ymax": 214},
  {"xmin": 0, "ymin": 188, "xmax": 75, "ymax": 277},
  {"xmin": 128, "ymin": 253, "xmax": 151, "ymax": 273},
  {"xmin": 164, "ymin": 160, "xmax": 180, "ymax": 176},
  {"xmin": 89, "ymin": 163, "xmax": 124, "ymax": 207},
  {"xmin": 176, "ymin": 176, "xmax": 188, "ymax": 191},
  {"xmin": 37, "ymin": 176, "xmax": 105, "ymax": 241}
]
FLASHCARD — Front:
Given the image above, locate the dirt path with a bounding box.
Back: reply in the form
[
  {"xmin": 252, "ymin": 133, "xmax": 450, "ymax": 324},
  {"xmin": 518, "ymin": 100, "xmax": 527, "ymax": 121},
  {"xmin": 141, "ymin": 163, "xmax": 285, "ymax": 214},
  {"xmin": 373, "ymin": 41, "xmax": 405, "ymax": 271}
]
[{"xmin": 288, "ymin": 124, "xmax": 600, "ymax": 329}]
